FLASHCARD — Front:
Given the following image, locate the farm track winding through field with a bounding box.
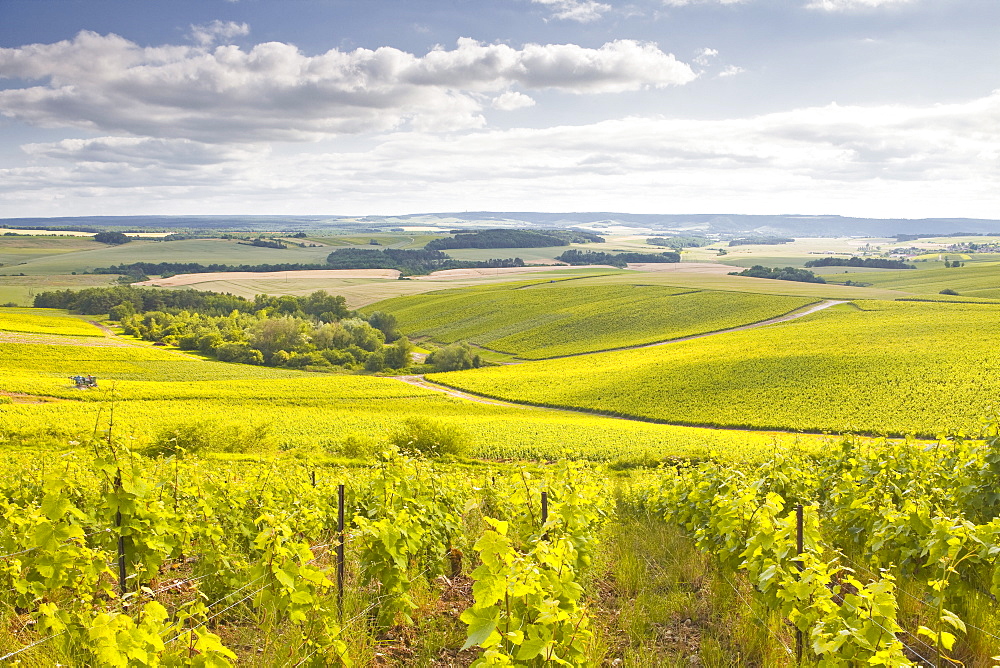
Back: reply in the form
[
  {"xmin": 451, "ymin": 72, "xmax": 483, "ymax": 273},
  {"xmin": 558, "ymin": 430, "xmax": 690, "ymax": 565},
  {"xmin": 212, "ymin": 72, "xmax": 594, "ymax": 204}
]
[
  {"xmin": 391, "ymin": 299, "xmax": 848, "ymax": 423},
  {"xmin": 538, "ymin": 298, "xmax": 847, "ymax": 360}
]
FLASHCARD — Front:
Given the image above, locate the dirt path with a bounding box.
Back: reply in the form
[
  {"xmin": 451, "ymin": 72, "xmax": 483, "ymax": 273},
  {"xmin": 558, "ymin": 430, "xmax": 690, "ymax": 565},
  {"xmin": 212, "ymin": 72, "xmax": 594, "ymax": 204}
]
[
  {"xmin": 615, "ymin": 298, "xmax": 846, "ymax": 354},
  {"xmin": 394, "ymin": 375, "xmax": 524, "ymax": 407}
]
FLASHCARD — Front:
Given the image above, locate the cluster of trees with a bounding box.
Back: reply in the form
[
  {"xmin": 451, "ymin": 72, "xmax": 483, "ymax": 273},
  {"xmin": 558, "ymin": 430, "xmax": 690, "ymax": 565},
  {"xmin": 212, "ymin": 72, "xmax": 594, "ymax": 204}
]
[
  {"xmin": 944, "ymin": 260, "xmax": 964, "ymax": 268},
  {"xmin": 556, "ymin": 249, "xmax": 680, "ymax": 267},
  {"xmin": 120, "ymin": 309, "xmax": 413, "ymax": 371},
  {"xmin": 35, "ymin": 286, "xmax": 417, "ymax": 371},
  {"xmin": 35, "ymin": 286, "xmax": 349, "ymax": 319},
  {"xmin": 728, "ymin": 236, "xmax": 794, "ymax": 247},
  {"xmin": 90, "ymin": 262, "xmax": 332, "ymax": 277},
  {"xmin": 325, "ymin": 248, "xmax": 525, "ymax": 274},
  {"xmin": 804, "ymin": 256, "xmax": 915, "ymax": 269},
  {"xmin": 240, "ymin": 238, "xmax": 287, "ymax": 249},
  {"xmin": 646, "ymin": 236, "xmax": 711, "ymax": 250},
  {"xmin": 425, "ymin": 228, "xmax": 603, "ymax": 250},
  {"xmin": 93, "ymin": 231, "xmax": 132, "ymax": 245},
  {"xmin": 729, "ymin": 265, "xmax": 826, "ymax": 283}
]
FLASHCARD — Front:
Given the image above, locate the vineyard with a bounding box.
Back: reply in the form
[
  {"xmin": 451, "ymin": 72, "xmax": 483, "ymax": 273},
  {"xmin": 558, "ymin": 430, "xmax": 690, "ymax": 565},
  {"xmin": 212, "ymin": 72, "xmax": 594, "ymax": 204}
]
[
  {"xmin": 2, "ymin": 253, "xmax": 1000, "ymax": 665},
  {"xmin": 430, "ymin": 299, "xmax": 1000, "ymax": 436},
  {"xmin": 0, "ymin": 315, "xmax": 826, "ymax": 463},
  {"xmin": 1, "ymin": 421, "xmax": 999, "ymax": 665},
  {"xmin": 364, "ymin": 282, "xmax": 814, "ymax": 359}
]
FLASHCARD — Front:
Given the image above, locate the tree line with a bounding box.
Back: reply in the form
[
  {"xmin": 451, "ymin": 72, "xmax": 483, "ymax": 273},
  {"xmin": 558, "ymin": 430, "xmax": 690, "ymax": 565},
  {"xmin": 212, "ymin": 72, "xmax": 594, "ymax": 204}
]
[
  {"xmin": 804, "ymin": 256, "xmax": 914, "ymax": 269},
  {"xmin": 729, "ymin": 265, "xmax": 827, "ymax": 283},
  {"xmin": 556, "ymin": 249, "xmax": 680, "ymax": 267}
]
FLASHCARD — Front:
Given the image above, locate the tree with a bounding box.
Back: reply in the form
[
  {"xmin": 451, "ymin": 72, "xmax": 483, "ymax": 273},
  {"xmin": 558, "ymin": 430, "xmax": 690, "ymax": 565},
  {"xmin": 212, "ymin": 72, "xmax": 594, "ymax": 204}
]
[
  {"xmin": 250, "ymin": 317, "xmax": 308, "ymax": 362},
  {"xmin": 383, "ymin": 336, "xmax": 414, "ymax": 369},
  {"xmin": 366, "ymin": 311, "xmax": 400, "ymax": 342},
  {"xmin": 426, "ymin": 341, "xmax": 482, "ymax": 372}
]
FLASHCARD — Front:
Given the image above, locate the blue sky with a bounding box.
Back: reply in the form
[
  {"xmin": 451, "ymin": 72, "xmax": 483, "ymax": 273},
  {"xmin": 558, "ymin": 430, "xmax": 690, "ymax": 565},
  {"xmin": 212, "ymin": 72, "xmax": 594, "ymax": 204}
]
[{"xmin": 0, "ymin": 0, "xmax": 997, "ymax": 219}]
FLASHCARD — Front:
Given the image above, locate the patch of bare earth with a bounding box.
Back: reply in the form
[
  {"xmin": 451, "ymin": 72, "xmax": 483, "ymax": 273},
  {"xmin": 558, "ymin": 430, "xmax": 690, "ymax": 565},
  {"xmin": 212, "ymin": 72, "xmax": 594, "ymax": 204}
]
[
  {"xmin": 135, "ymin": 269, "xmax": 401, "ymax": 288},
  {"xmin": 415, "ymin": 265, "xmax": 616, "ymax": 280},
  {"xmin": 0, "ymin": 331, "xmax": 133, "ymax": 346},
  {"xmin": 0, "ymin": 391, "xmax": 65, "ymax": 404}
]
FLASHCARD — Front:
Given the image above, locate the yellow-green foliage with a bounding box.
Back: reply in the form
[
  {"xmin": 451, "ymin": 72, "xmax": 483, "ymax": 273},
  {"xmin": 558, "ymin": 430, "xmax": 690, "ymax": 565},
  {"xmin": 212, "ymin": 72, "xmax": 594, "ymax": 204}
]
[
  {"xmin": 368, "ymin": 282, "xmax": 814, "ymax": 358},
  {"xmin": 430, "ymin": 300, "xmax": 1000, "ymax": 436},
  {"xmin": 0, "ymin": 328, "xmax": 827, "ymax": 462},
  {"xmin": 0, "ymin": 308, "xmax": 104, "ymax": 337}
]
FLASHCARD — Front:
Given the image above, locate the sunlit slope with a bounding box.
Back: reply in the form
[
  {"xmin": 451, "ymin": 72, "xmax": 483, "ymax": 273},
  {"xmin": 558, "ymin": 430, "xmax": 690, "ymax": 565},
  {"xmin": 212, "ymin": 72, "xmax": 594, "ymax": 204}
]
[
  {"xmin": 367, "ymin": 281, "xmax": 815, "ymax": 358},
  {"xmin": 429, "ymin": 300, "xmax": 1000, "ymax": 436},
  {"xmin": 0, "ymin": 307, "xmax": 106, "ymax": 337},
  {"xmin": 0, "ymin": 327, "xmax": 829, "ymax": 461},
  {"xmin": 829, "ymin": 261, "xmax": 1000, "ymax": 298}
]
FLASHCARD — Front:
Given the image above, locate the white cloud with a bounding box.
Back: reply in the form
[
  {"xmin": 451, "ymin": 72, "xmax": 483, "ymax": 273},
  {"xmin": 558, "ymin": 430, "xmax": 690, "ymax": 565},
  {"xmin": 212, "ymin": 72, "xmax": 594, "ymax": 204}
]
[
  {"xmin": 21, "ymin": 137, "xmax": 264, "ymax": 168},
  {"xmin": 530, "ymin": 0, "xmax": 612, "ymax": 22},
  {"xmin": 718, "ymin": 65, "xmax": 745, "ymax": 77},
  {"xmin": 5, "ymin": 92, "xmax": 999, "ymax": 219},
  {"xmin": 662, "ymin": 0, "xmax": 747, "ymax": 6},
  {"xmin": 694, "ymin": 47, "xmax": 718, "ymax": 66},
  {"xmin": 492, "ymin": 91, "xmax": 536, "ymax": 110},
  {"xmin": 805, "ymin": 0, "xmax": 916, "ymax": 10},
  {"xmin": 0, "ymin": 33, "xmax": 696, "ymax": 143},
  {"xmin": 188, "ymin": 20, "xmax": 249, "ymax": 47}
]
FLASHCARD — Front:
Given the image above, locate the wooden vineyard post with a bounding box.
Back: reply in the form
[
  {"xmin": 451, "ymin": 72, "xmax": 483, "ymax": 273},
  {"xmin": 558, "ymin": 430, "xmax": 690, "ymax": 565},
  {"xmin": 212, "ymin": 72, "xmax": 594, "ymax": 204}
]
[
  {"xmin": 795, "ymin": 503, "xmax": 804, "ymax": 665},
  {"xmin": 541, "ymin": 491, "xmax": 548, "ymax": 541},
  {"xmin": 310, "ymin": 470, "xmax": 316, "ymax": 488},
  {"xmin": 337, "ymin": 483, "xmax": 345, "ymax": 619},
  {"xmin": 115, "ymin": 468, "xmax": 127, "ymax": 598}
]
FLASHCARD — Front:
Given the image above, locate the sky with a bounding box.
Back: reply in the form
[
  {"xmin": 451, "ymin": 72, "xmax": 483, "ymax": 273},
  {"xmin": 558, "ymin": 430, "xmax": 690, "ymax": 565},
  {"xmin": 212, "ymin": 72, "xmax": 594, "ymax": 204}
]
[{"xmin": 0, "ymin": 0, "xmax": 998, "ymax": 219}]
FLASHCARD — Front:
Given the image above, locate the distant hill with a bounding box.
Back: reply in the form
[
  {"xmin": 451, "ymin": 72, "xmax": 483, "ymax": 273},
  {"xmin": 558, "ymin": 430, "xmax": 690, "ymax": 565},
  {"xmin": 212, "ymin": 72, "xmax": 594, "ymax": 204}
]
[{"xmin": 4, "ymin": 213, "xmax": 1000, "ymax": 237}]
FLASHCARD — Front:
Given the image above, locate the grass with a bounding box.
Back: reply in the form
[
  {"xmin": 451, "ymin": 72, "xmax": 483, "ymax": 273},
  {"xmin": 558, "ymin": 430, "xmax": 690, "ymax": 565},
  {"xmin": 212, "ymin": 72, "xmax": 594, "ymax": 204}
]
[
  {"xmin": 365, "ymin": 281, "xmax": 816, "ymax": 358},
  {"xmin": 429, "ymin": 299, "xmax": 1000, "ymax": 436},
  {"xmin": 591, "ymin": 510, "xmax": 794, "ymax": 667},
  {"xmin": 0, "ymin": 273, "xmax": 120, "ymax": 307}
]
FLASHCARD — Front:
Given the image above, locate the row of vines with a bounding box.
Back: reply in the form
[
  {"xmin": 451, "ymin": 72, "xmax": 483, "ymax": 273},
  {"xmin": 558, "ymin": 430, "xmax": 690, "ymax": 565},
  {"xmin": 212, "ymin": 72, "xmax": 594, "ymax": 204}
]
[{"xmin": 2, "ymin": 425, "xmax": 1000, "ymax": 665}]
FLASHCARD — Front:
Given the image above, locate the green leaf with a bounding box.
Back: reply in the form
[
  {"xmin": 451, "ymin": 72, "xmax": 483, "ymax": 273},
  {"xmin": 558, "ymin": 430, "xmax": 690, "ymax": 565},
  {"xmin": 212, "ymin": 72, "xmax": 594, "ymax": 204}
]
[
  {"xmin": 516, "ymin": 636, "xmax": 549, "ymax": 661},
  {"xmin": 472, "ymin": 574, "xmax": 506, "ymax": 607},
  {"xmin": 40, "ymin": 494, "xmax": 71, "ymax": 521},
  {"xmin": 460, "ymin": 606, "xmax": 499, "ymax": 650}
]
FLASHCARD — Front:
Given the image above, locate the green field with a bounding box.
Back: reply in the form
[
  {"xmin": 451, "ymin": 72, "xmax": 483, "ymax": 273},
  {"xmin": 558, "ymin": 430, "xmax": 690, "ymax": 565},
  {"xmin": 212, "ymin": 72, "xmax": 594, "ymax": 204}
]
[
  {"xmin": 825, "ymin": 260, "xmax": 1000, "ymax": 297},
  {"xmin": 429, "ymin": 299, "xmax": 1000, "ymax": 436},
  {"xmin": 365, "ymin": 281, "xmax": 816, "ymax": 358},
  {"xmin": 2, "ymin": 238, "xmax": 336, "ymax": 276}
]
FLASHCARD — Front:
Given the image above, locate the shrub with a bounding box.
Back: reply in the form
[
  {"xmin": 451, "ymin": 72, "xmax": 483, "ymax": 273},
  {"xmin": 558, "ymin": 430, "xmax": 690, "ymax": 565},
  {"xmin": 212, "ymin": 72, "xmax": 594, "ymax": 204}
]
[
  {"xmin": 390, "ymin": 418, "xmax": 470, "ymax": 458},
  {"xmin": 335, "ymin": 432, "xmax": 379, "ymax": 459},
  {"xmin": 940, "ymin": 288, "xmax": 959, "ymax": 295},
  {"xmin": 144, "ymin": 420, "xmax": 276, "ymax": 457}
]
